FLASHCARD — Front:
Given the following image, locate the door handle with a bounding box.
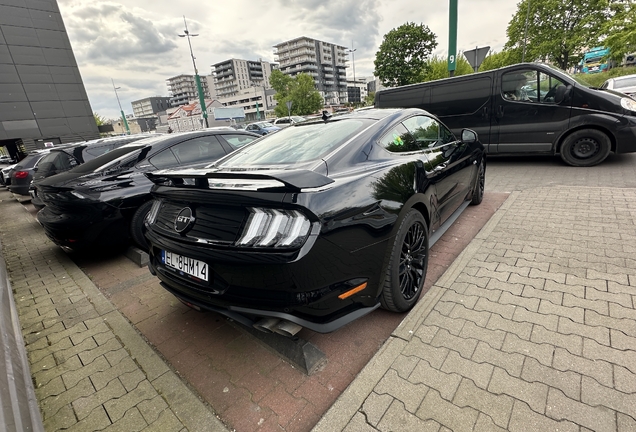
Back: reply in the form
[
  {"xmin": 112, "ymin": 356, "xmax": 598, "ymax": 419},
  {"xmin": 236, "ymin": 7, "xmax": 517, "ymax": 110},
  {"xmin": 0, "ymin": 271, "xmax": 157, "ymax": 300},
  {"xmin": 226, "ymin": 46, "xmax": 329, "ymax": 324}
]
[{"xmin": 496, "ymin": 105, "xmax": 504, "ymax": 118}]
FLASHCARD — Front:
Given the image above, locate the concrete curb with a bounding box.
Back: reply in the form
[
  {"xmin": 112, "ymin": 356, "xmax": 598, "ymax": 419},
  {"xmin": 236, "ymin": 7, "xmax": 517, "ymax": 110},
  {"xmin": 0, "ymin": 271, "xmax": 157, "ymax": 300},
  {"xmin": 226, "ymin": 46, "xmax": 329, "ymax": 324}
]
[{"xmin": 312, "ymin": 192, "xmax": 518, "ymax": 432}]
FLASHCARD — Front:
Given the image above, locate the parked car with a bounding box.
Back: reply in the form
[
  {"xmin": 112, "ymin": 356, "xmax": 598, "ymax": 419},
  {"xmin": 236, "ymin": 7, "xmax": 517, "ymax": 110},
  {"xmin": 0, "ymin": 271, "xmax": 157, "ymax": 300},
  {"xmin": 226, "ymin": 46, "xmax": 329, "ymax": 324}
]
[
  {"xmin": 599, "ymin": 74, "xmax": 636, "ymax": 99},
  {"xmin": 30, "ymin": 134, "xmax": 155, "ymax": 209},
  {"xmin": 0, "ymin": 164, "xmax": 16, "ymax": 186},
  {"xmin": 143, "ymin": 108, "xmax": 485, "ymax": 334},
  {"xmin": 272, "ymin": 116, "xmax": 306, "ymax": 128},
  {"xmin": 36, "ymin": 130, "xmax": 259, "ymax": 252},
  {"xmin": 0, "ymin": 155, "xmax": 14, "ymax": 164},
  {"xmin": 7, "ymin": 150, "xmax": 51, "ymax": 195},
  {"xmin": 375, "ymin": 62, "xmax": 636, "ymax": 167},
  {"xmin": 245, "ymin": 121, "xmax": 281, "ymax": 135}
]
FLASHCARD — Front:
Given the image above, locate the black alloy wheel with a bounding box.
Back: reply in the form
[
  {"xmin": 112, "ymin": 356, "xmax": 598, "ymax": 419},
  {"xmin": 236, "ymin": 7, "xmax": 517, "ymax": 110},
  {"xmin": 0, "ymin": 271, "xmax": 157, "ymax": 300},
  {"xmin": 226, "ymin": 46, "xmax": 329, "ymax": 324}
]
[
  {"xmin": 130, "ymin": 201, "xmax": 154, "ymax": 251},
  {"xmin": 381, "ymin": 210, "xmax": 429, "ymax": 312},
  {"xmin": 560, "ymin": 129, "xmax": 611, "ymax": 167},
  {"xmin": 470, "ymin": 160, "xmax": 485, "ymax": 206}
]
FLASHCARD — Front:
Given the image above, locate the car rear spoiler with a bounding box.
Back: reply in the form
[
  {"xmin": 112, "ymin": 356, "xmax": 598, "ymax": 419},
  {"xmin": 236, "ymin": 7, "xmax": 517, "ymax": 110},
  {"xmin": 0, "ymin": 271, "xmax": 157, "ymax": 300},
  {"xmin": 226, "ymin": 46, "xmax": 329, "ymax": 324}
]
[{"xmin": 145, "ymin": 169, "xmax": 334, "ymax": 191}]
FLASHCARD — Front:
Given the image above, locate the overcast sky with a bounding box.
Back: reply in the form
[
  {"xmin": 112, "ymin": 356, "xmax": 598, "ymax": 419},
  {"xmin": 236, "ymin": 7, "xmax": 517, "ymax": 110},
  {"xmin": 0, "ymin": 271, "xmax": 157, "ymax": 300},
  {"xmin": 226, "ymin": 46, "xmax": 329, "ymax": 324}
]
[{"xmin": 57, "ymin": 0, "xmax": 520, "ymax": 120}]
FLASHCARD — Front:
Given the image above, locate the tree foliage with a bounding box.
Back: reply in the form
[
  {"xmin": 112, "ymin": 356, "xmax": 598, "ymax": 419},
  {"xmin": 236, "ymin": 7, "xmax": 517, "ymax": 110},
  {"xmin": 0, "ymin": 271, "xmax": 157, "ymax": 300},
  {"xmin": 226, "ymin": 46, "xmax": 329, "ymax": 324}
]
[
  {"xmin": 505, "ymin": 0, "xmax": 608, "ymax": 69},
  {"xmin": 364, "ymin": 91, "xmax": 375, "ymax": 106},
  {"xmin": 479, "ymin": 49, "xmax": 523, "ymax": 72},
  {"xmin": 374, "ymin": 22, "xmax": 438, "ymax": 87},
  {"xmin": 93, "ymin": 112, "xmax": 106, "ymax": 126},
  {"xmin": 604, "ymin": 1, "xmax": 636, "ymax": 62},
  {"xmin": 269, "ymin": 70, "xmax": 323, "ymax": 117},
  {"xmin": 421, "ymin": 54, "xmax": 473, "ymax": 82}
]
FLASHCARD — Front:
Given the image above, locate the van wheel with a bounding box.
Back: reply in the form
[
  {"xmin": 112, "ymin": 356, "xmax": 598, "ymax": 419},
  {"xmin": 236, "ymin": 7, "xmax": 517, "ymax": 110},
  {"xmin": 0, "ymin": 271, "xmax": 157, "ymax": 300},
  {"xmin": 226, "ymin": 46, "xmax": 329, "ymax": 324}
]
[
  {"xmin": 130, "ymin": 201, "xmax": 153, "ymax": 251},
  {"xmin": 380, "ymin": 210, "xmax": 429, "ymax": 312},
  {"xmin": 560, "ymin": 129, "xmax": 611, "ymax": 167}
]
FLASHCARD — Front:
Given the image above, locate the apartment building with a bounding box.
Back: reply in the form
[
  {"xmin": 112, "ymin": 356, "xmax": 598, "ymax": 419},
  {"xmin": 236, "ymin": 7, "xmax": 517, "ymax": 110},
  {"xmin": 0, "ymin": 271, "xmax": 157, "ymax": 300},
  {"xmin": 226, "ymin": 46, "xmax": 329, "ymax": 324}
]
[
  {"xmin": 131, "ymin": 96, "xmax": 171, "ymax": 118},
  {"xmin": 166, "ymin": 74, "xmax": 212, "ymax": 107},
  {"xmin": 273, "ymin": 36, "xmax": 348, "ymax": 106},
  {"xmin": 0, "ymin": 0, "xmax": 99, "ymax": 158}
]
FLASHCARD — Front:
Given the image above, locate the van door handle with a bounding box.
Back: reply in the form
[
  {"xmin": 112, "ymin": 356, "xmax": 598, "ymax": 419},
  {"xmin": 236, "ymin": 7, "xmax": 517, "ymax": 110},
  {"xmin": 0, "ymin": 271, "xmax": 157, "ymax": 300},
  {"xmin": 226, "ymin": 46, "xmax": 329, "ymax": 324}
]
[
  {"xmin": 496, "ymin": 105, "xmax": 504, "ymax": 118},
  {"xmin": 482, "ymin": 106, "xmax": 489, "ymax": 117}
]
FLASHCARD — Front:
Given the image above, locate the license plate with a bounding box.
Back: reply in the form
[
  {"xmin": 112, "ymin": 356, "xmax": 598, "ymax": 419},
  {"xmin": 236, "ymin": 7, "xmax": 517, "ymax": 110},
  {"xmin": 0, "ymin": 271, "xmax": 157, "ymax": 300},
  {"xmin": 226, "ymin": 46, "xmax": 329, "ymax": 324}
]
[{"xmin": 162, "ymin": 250, "xmax": 208, "ymax": 281}]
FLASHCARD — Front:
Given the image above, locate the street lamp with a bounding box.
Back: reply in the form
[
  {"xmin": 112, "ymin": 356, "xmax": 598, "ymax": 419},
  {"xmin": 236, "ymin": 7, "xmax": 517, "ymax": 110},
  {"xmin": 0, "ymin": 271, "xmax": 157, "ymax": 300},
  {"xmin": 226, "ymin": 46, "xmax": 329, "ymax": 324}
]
[
  {"xmin": 111, "ymin": 78, "xmax": 130, "ymax": 135},
  {"xmin": 347, "ymin": 43, "xmax": 357, "ymax": 104},
  {"xmin": 178, "ymin": 16, "xmax": 209, "ymax": 128},
  {"xmin": 251, "ymin": 83, "xmax": 262, "ymax": 121}
]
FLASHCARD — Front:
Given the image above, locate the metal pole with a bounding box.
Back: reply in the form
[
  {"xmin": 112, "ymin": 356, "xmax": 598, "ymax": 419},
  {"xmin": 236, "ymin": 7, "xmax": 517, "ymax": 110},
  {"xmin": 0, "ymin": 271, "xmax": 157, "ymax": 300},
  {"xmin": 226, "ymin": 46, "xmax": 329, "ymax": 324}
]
[
  {"xmin": 180, "ymin": 16, "xmax": 209, "ymax": 128},
  {"xmin": 112, "ymin": 78, "xmax": 130, "ymax": 135},
  {"xmin": 448, "ymin": 0, "xmax": 458, "ymax": 77},
  {"xmin": 348, "ymin": 44, "xmax": 357, "ymax": 104},
  {"xmin": 254, "ymin": 85, "xmax": 261, "ymax": 120},
  {"xmin": 522, "ymin": 0, "xmax": 531, "ymax": 62}
]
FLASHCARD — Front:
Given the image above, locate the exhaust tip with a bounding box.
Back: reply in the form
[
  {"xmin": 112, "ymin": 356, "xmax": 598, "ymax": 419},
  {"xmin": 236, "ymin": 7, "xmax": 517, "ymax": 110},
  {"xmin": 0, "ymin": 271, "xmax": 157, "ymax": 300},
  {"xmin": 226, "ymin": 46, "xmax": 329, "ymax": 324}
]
[
  {"xmin": 273, "ymin": 320, "xmax": 303, "ymax": 337},
  {"xmin": 253, "ymin": 317, "xmax": 280, "ymax": 333}
]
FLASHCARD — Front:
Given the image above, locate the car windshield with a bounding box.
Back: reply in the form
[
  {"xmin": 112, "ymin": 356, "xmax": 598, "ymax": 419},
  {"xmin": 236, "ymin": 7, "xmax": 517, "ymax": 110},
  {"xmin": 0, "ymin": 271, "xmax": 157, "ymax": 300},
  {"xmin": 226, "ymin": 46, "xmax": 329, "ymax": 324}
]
[
  {"xmin": 614, "ymin": 76, "xmax": 636, "ymax": 88},
  {"xmin": 217, "ymin": 118, "xmax": 374, "ymax": 167},
  {"xmin": 255, "ymin": 122, "xmax": 275, "ymax": 128}
]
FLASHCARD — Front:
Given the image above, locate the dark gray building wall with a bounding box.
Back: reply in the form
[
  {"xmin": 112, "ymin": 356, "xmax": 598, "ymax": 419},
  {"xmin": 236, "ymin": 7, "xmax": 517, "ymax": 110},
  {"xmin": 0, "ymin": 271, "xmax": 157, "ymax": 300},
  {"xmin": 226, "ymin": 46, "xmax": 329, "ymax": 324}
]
[{"xmin": 0, "ymin": 0, "xmax": 99, "ymax": 154}]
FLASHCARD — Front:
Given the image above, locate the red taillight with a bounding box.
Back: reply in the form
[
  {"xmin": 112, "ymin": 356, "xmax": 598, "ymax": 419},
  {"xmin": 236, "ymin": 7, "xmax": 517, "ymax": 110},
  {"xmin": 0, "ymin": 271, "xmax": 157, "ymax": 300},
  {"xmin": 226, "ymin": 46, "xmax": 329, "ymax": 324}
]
[{"xmin": 14, "ymin": 171, "xmax": 28, "ymax": 179}]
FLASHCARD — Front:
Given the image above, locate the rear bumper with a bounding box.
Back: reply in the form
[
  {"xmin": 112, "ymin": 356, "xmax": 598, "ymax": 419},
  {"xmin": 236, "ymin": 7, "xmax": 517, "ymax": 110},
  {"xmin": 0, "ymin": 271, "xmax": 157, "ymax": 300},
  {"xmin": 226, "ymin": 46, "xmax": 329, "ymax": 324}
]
[{"xmin": 145, "ymin": 230, "xmax": 388, "ymax": 333}]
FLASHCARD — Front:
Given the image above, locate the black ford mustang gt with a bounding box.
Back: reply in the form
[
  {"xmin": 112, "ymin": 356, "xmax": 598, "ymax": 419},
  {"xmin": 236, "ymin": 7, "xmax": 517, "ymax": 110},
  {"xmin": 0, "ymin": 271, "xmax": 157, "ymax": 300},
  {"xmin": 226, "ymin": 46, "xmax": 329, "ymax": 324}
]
[{"xmin": 144, "ymin": 108, "xmax": 486, "ymax": 333}]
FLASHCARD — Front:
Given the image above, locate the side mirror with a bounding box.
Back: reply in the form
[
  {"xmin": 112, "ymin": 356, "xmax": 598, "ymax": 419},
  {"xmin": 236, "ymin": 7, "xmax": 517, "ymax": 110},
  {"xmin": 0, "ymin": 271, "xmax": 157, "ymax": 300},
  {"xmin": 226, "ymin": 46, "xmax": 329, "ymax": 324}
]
[
  {"xmin": 554, "ymin": 85, "xmax": 570, "ymax": 104},
  {"xmin": 461, "ymin": 129, "xmax": 478, "ymax": 143}
]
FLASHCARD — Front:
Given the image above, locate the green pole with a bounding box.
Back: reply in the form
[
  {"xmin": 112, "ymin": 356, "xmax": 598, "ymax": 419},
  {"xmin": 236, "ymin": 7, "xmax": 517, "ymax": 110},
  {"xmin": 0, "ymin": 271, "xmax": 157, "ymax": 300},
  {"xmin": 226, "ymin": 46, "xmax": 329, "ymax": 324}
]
[
  {"xmin": 194, "ymin": 74, "xmax": 209, "ymax": 128},
  {"xmin": 120, "ymin": 111, "xmax": 130, "ymax": 135},
  {"xmin": 448, "ymin": 0, "xmax": 458, "ymax": 77}
]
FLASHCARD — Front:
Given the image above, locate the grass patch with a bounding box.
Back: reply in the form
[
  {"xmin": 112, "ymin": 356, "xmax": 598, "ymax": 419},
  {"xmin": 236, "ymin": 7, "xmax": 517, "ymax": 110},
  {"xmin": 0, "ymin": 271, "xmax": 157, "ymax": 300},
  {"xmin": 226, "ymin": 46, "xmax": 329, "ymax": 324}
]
[{"xmin": 576, "ymin": 66, "xmax": 636, "ymax": 87}]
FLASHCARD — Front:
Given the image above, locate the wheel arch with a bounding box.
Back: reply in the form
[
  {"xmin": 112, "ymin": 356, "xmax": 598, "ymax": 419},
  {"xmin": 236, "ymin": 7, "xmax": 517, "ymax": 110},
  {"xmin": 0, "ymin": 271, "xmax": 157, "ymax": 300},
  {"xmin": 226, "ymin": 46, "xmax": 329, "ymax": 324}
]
[{"xmin": 556, "ymin": 124, "xmax": 616, "ymax": 154}]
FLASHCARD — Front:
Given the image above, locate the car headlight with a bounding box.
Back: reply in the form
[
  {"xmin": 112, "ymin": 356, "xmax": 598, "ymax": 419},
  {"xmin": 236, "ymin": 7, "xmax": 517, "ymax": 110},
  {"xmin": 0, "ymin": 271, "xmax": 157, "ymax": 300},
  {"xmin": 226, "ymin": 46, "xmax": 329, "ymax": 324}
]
[
  {"xmin": 621, "ymin": 97, "xmax": 636, "ymax": 112},
  {"xmin": 236, "ymin": 208, "xmax": 311, "ymax": 248}
]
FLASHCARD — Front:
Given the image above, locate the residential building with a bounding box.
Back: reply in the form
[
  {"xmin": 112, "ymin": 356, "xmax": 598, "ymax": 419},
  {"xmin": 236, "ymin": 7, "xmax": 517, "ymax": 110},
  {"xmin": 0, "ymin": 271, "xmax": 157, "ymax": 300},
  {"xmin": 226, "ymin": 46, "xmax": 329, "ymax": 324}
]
[
  {"xmin": 347, "ymin": 78, "xmax": 369, "ymax": 104},
  {"xmin": 0, "ymin": 0, "xmax": 99, "ymax": 159},
  {"xmin": 166, "ymin": 74, "xmax": 212, "ymax": 107},
  {"xmin": 212, "ymin": 58, "xmax": 276, "ymax": 99},
  {"xmin": 167, "ymin": 99, "xmax": 227, "ymax": 132},
  {"xmin": 273, "ymin": 36, "xmax": 348, "ymax": 106},
  {"xmin": 131, "ymin": 96, "xmax": 171, "ymax": 118},
  {"xmin": 216, "ymin": 86, "xmax": 276, "ymax": 122}
]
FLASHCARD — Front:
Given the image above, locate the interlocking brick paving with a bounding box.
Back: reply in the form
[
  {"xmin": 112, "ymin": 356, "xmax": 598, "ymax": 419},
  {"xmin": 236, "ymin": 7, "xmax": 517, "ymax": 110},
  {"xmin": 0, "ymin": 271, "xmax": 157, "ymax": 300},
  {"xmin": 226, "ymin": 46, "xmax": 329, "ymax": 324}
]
[{"xmin": 73, "ymin": 192, "xmax": 508, "ymax": 431}]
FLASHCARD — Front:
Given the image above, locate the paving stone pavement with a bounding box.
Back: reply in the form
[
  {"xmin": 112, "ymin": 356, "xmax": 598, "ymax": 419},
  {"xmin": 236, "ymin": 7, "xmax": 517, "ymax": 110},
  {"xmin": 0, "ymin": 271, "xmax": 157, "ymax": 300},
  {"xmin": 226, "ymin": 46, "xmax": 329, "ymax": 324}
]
[
  {"xmin": 314, "ymin": 185, "xmax": 636, "ymax": 432},
  {"xmin": 0, "ymin": 188, "xmax": 228, "ymax": 431}
]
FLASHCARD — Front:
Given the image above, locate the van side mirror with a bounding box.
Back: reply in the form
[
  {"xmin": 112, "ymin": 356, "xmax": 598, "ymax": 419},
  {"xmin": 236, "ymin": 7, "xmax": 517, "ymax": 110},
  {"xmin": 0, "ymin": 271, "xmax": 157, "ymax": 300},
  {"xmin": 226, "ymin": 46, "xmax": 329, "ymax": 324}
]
[{"xmin": 461, "ymin": 129, "xmax": 478, "ymax": 143}]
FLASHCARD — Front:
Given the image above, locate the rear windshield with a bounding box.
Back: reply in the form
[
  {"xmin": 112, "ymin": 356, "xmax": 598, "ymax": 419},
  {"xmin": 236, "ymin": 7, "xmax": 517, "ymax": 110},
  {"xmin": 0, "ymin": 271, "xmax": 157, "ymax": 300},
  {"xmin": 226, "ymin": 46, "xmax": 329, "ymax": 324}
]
[
  {"xmin": 218, "ymin": 118, "xmax": 374, "ymax": 167},
  {"xmin": 16, "ymin": 153, "xmax": 47, "ymax": 169},
  {"xmin": 67, "ymin": 145, "xmax": 145, "ymax": 174}
]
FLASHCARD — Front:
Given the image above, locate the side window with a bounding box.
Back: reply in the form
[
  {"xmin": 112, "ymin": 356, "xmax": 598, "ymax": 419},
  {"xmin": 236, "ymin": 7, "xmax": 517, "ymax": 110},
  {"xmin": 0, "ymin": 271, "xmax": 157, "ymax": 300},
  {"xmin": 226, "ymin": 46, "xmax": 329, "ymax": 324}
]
[
  {"xmin": 171, "ymin": 136, "xmax": 226, "ymax": 165},
  {"xmin": 502, "ymin": 70, "xmax": 537, "ymax": 102},
  {"xmin": 379, "ymin": 123, "xmax": 418, "ymax": 153},
  {"xmin": 85, "ymin": 144, "xmax": 111, "ymax": 158},
  {"xmin": 149, "ymin": 149, "xmax": 178, "ymax": 169},
  {"xmin": 538, "ymin": 72, "xmax": 566, "ymax": 103},
  {"xmin": 246, "ymin": 125, "xmax": 254, "ymax": 131},
  {"xmin": 220, "ymin": 134, "xmax": 258, "ymax": 150},
  {"xmin": 403, "ymin": 115, "xmax": 446, "ymax": 148}
]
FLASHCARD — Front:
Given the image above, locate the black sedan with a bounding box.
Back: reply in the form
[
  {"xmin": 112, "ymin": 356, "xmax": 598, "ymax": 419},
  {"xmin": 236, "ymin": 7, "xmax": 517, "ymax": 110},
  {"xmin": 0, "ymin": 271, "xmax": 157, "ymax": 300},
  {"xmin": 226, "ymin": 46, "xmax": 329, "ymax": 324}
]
[
  {"xmin": 36, "ymin": 130, "xmax": 259, "ymax": 251},
  {"xmin": 143, "ymin": 108, "xmax": 486, "ymax": 334}
]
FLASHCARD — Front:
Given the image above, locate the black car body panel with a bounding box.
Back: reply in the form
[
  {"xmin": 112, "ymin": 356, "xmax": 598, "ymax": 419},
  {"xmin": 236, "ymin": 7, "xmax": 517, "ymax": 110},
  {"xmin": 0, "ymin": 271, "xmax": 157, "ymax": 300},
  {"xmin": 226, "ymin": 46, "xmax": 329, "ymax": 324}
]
[
  {"xmin": 375, "ymin": 62, "xmax": 636, "ymax": 164},
  {"xmin": 36, "ymin": 130, "xmax": 259, "ymax": 250},
  {"xmin": 144, "ymin": 108, "xmax": 485, "ymax": 332}
]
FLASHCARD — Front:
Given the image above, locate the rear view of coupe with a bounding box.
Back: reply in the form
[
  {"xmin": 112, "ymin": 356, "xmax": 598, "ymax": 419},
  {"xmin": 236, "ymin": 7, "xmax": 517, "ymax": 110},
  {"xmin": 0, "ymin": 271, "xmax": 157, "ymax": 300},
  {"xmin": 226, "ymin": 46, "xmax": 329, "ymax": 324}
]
[{"xmin": 144, "ymin": 108, "xmax": 486, "ymax": 333}]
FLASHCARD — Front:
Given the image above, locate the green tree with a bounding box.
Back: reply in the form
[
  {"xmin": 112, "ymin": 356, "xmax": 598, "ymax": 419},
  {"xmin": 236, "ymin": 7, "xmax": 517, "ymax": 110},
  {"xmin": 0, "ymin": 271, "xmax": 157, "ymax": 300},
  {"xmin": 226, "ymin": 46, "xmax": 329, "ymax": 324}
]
[
  {"xmin": 479, "ymin": 49, "xmax": 522, "ymax": 72},
  {"xmin": 93, "ymin": 112, "xmax": 106, "ymax": 126},
  {"xmin": 505, "ymin": 0, "xmax": 608, "ymax": 69},
  {"xmin": 421, "ymin": 54, "xmax": 473, "ymax": 81},
  {"xmin": 604, "ymin": 1, "xmax": 636, "ymax": 62},
  {"xmin": 269, "ymin": 70, "xmax": 323, "ymax": 117},
  {"xmin": 374, "ymin": 22, "xmax": 438, "ymax": 87},
  {"xmin": 364, "ymin": 91, "xmax": 375, "ymax": 106}
]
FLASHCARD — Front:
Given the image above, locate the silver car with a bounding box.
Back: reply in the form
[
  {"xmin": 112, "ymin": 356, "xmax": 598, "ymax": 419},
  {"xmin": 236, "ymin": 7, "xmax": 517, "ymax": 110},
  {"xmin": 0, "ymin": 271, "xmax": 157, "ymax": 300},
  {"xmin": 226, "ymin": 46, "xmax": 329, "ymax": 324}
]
[{"xmin": 600, "ymin": 74, "xmax": 636, "ymax": 99}]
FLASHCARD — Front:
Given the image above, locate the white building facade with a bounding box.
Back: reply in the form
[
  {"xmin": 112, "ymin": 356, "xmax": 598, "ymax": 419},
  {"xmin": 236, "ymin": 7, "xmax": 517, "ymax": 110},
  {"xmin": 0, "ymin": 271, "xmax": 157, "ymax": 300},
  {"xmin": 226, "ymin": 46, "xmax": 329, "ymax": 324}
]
[
  {"xmin": 166, "ymin": 74, "xmax": 212, "ymax": 107},
  {"xmin": 212, "ymin": 58, "xmax": 277, "ymax": 122},
  {"xmin": 273, "ymin": 36, "xmax": 349, "ymax": 106}
]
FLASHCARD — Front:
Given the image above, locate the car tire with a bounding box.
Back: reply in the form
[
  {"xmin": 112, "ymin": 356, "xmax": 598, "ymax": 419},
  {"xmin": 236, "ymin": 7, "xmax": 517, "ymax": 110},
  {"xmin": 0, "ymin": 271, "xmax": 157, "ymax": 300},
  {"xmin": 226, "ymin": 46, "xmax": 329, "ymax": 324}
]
[
  {"xmin": 559, "ymin": 129, "xmax": 611, "ymax": 167},
  {"xmin": 380, "ymin": 209, "xmax": 429, "ymax": 313},
  {"xmin": 130, "ymin": 201, "xmax": 153, "ymax": 251},
  {"xmin": 470, "ymin": 160, "xmax": 485, "ymax": 206}
]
